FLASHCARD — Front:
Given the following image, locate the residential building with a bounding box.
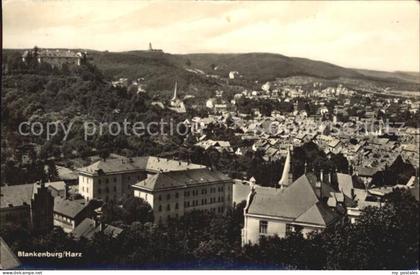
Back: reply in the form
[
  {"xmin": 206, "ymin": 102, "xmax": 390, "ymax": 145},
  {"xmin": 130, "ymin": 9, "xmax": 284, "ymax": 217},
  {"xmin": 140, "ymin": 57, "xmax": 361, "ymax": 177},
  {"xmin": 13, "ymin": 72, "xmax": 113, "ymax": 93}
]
[
  {"xmin": 132, "ymin": 168, "xmax": 233, "ymax": 224},
  {"xmin": 53, "ymin": 198, "xmax": 98, "ymax": 233},
  {"xmin": 241, "ymin": 174, "xmax": 341, "ymax": 245}
]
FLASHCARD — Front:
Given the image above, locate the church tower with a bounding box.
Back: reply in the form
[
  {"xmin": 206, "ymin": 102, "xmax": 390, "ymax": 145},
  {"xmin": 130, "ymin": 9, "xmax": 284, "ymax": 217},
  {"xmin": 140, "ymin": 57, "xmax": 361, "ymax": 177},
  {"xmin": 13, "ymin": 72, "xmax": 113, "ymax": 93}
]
[
  {"xmin": 171, "ymin": 81, "xmax": 178, "ymax": 102},
  {"xmin": 279, "ymin": 146, "xmax": 293, "ymax": 189}
]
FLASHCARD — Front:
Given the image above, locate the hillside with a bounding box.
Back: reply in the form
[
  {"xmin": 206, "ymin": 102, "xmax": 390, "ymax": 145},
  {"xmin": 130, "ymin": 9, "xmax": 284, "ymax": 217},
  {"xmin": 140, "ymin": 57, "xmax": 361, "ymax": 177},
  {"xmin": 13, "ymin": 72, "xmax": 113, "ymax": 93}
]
[
  {"xmin": 86, "ymin": 50, "xmax": 420, "ymax": 91},
  {"xmin": 3, "ymin": 48, "xmax": 419, "ymax": 93}
]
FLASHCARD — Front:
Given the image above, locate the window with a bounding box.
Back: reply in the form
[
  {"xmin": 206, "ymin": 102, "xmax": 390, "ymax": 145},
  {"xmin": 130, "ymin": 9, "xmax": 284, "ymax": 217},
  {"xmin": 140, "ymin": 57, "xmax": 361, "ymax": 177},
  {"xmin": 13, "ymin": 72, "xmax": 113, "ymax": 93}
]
[
  {"xmin": 167, "ymin": 204, "xmax": 171, "ymax": 211},
  {"xmin": 98, "ymin": 188, "xmax": 102, "ymax": 194},
  {"xmin": 175, "ymin": 203, "xmax": 179, "ymax": 209},
  {"xmin": 113, "ymin": 186, "xmax": 117, "ymax": 192},
  {"xmin": 259, "ymin": 221, "xmax": 268, "ymax": 234},
  {"xmin": 114, "ymin": 177, "xmax": 117, "ymax": 182},
  {"xmin": 175, "ymin": 192, "xmax": 179, "ymax": 198},
  {"xmin": 106, "ymin": 178, "xmax": 109, "ymax": 183},
  {"xmin": 286, "ymin": 224, "xmax": 295, "ymax": 236},
  {"xmin": 159, "ymin": 195, "xmax": 162, "ymax": 201},
  {"xmin": 159, "ymin": 205, "xmax": 162, "ymax": 212},
  {"xmin": 98, "ymin": 179, "xmax": 102, "ymax": 184},
  {"xmin": 167, "ymin": 194, "xmax": 171, "ymax": 200}
]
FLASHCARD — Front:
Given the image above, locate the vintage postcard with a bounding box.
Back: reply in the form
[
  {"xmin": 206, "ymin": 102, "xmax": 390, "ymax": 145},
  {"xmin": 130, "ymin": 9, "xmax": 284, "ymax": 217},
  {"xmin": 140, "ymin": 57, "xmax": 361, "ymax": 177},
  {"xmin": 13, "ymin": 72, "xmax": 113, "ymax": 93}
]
[{"xmin": 1, "ymin": 0, "xmax": 419, "ymax": 272}]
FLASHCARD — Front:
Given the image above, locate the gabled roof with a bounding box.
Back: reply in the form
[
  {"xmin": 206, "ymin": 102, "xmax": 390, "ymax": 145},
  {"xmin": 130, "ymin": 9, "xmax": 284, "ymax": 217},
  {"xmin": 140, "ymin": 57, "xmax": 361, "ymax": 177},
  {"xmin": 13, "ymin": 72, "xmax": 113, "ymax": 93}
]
[
  {"xmin": 0, "ymin": 237, "xmax": 21, "ymax": 270},
  {"xmin": 54, "ymin": 198, "xmax": 90, "ymax": 219},
  {"xmin": 295, "ymin": 201, "xmax": 338, "ymax": 226},
  {"xmin": 133, "ymin": 168, "xmax": 231, "ymax": 192},
  {"xmin": 247, "ymin": 174, "xmax": 339, "ymax": 227}
]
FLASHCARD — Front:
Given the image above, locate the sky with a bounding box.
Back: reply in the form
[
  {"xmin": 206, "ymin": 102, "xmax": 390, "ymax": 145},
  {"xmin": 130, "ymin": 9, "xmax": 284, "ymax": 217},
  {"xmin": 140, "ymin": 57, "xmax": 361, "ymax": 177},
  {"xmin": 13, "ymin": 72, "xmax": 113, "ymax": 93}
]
[{"xmin": 3, "ymin": 0, "xmax": 419, "ymax": 72}]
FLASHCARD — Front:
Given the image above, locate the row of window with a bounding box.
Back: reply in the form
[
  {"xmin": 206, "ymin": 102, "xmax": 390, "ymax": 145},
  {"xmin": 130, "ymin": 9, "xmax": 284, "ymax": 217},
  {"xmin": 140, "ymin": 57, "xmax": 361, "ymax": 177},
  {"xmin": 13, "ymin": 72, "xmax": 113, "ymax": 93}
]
[
  {"xmin": 158, "ymin": 203, "xmax": 179, "ymax": 212},
  {"xmin": 85, "ymin": 174, "xmax": 142, "ymax": 185},
  {"xmin": 184, "ymin": 186, "xmax": 225, "ymax": 197},
  {"xmin": 258, "ymin": 221, "xmax": 302, "ymax": 236},
  {"xmin": 54, "ymin": 213, "xmax": 72, "ymax": 224},
  {"xmin": 97, "ymin": 186, "xmax": 117, "ymax": 194},
  {"xmin": 158, "ymin": 206, "xmax": 225, "ymax": 223},
  {"xmin": 158, "ymin": 187, "xmax": 228, "ymax": 201}
]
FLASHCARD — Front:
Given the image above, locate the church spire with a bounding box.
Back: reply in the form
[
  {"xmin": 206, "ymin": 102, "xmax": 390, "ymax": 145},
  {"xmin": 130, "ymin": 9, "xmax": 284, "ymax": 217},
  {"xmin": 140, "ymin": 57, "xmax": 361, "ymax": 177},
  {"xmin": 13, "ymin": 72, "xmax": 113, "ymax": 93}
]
[
  {"xmin": 279, "ymin": 147, "xmax": 291, "ymax": 188},
  {"xmin": 172, "ymin": 81, "xmax": 178, "ymax": 101}
]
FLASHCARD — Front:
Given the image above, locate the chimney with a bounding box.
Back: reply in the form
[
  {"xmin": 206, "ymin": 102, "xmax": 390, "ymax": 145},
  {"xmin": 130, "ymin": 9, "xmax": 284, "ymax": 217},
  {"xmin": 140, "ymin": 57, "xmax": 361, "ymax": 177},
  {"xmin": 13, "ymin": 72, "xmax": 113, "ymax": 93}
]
[{"xmin": 64, "ymin": 184, "xmax": 69, "ymax": 199}]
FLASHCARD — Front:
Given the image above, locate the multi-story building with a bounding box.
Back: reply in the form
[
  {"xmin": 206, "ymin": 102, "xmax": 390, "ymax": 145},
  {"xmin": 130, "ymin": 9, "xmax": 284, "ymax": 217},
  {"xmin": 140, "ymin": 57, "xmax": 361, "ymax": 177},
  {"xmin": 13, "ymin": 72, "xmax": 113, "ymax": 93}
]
[
  {"xmin": 22, "ymin": 48, "xmax": 87, "ymax": 68},
  {"xmin": 78, "ymin": 156, "xmax": 205, "ymax": 202},
  {"xmin": 0, "ymin": 182, "xmax": 54, "ymax": 232},
  {"xmin": 132, "ymin": 168, "xmax": 233, "ymax": 224}
]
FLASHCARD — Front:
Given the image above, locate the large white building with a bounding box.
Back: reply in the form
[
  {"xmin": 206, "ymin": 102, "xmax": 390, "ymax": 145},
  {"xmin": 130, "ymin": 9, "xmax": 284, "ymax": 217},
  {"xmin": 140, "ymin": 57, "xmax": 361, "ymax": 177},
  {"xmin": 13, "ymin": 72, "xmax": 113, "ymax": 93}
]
[
  {"xmin": 78, "ymin": 156, "xmax": 205, "ymax": 202},
  {"xmin": 132, "ymin": 168, "xmax": 233, "ymax": 224},
  {"xmin": 241, "ymin": 174, "xmax": 342, "ymax": 245}
]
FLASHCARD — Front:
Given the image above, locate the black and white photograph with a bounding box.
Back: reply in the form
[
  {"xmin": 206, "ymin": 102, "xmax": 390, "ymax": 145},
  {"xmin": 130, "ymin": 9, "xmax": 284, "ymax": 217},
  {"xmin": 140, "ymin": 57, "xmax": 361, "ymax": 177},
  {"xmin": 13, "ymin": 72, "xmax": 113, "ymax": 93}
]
[{"xmin": 1, "ymin": 0, "xmax": 419, "ymax": 272}]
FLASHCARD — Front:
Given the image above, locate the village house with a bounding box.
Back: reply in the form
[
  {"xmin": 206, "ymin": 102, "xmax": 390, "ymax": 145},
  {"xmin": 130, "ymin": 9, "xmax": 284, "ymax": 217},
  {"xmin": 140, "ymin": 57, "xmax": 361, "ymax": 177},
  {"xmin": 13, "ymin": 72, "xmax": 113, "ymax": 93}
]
[
  {"xmin": 241, "ymin": 174, "xmax": 341, "ymax": 245},
  {"xmin": 53, "ymin": 198, "xmax": 98, "ymax": 233}
]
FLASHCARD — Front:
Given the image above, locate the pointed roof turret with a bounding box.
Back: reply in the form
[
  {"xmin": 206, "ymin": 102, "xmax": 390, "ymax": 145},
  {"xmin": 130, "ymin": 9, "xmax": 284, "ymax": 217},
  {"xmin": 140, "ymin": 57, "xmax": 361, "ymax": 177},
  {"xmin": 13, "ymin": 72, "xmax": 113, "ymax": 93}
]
[
  {"xmin": 171, "ymin": 81, "xmax": 178, "ymax": 101},
  {"xmin": 279, "ymin": 147, "xmax": 291, "ymax": 188}
]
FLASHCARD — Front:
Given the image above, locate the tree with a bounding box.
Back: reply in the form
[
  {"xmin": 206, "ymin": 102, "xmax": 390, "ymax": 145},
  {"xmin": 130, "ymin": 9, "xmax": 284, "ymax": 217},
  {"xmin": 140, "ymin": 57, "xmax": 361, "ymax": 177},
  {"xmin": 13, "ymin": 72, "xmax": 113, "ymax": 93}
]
[{"xmin": 122, "ymin": 197, "xmax": 154, "ymax": 224}]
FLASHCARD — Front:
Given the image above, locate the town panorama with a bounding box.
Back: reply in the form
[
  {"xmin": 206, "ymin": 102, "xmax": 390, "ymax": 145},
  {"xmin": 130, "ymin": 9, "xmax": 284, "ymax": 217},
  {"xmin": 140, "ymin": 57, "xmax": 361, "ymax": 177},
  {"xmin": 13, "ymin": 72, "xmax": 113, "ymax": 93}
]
[{"xmin": 1, "ymin": 0, "xmax": 419, "ymax": 272}]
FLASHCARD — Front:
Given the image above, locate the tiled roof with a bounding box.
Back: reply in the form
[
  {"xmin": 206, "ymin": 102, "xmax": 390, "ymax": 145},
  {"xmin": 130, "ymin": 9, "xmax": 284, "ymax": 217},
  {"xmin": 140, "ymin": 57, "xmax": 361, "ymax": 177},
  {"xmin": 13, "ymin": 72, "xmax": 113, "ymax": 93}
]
[
  {"xmin": 133, "ymin": 168, "xmax": 231, "ymax": 191},
  {"xmin": 46, "ymin": 181, "xmax": 66, "ymax": 192},
  {"xmin": 247, "ymin": 175, "xmax": 339, "ymax": 226},
  {"xmin": 54, "ymin": 198, "xmax": 89, "ymax": 219},
  {"xmin": 56, "ymin": 165, "xmax": 78, "ymax": 180},
  {"xmin": 337, "ymin": 173, "xmax": 354, "ymax": 198},
  {"xmin": 78, "ymin": 156, "xmax": 205, "ymax": 175},
  {"xmin": 72, "ymin": 218, "xmax": 123, "ymax": 240},
  {"xmin": 0, "ymin": 237, "xmax": 21, "ymax": 270},
  {"xmin": 0, "ymin": 184, "xmax": 34, "ymax": 208}
]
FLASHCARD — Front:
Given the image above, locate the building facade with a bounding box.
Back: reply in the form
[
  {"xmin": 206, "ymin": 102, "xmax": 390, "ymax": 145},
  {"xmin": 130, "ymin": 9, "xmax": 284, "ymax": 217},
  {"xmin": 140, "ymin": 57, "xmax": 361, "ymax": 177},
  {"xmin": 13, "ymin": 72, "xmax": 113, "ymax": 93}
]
[
  {"xmin": 132, "ymin": 168, "xmax": 233, "ymax": 224},
  {"xmin": 242, "ymin": 174, "xmax": 343, "ymax": 245},
  {"xmin": 78, "ymin": 156, "xmax": 205, "ymax": 202}
]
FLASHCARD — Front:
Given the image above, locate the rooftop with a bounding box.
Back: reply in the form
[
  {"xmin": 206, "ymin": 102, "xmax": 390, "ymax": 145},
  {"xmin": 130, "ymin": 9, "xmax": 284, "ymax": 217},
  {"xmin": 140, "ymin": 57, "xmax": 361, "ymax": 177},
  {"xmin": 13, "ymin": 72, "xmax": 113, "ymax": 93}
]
[
  {"xmin": 78, "ymin": 156, "xmax": 206, "ymax": 176},
  {"xmin": 72, "ymin": 218, "xmax": 123, "ymax": 240},
  {"xmin": 1, "ymin": 183, "xmax": 34, "ymax": 208},
  {"xmin": 54, "ymin": 198, "xmax": 90, "ymax": 219},
  {"xmin": 133, "ymin": 168, "xmax": 231, "ymax": 192},
  {"xmin": 247, "ymin": 174, "xmax": 339, "ymax": 227}
]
